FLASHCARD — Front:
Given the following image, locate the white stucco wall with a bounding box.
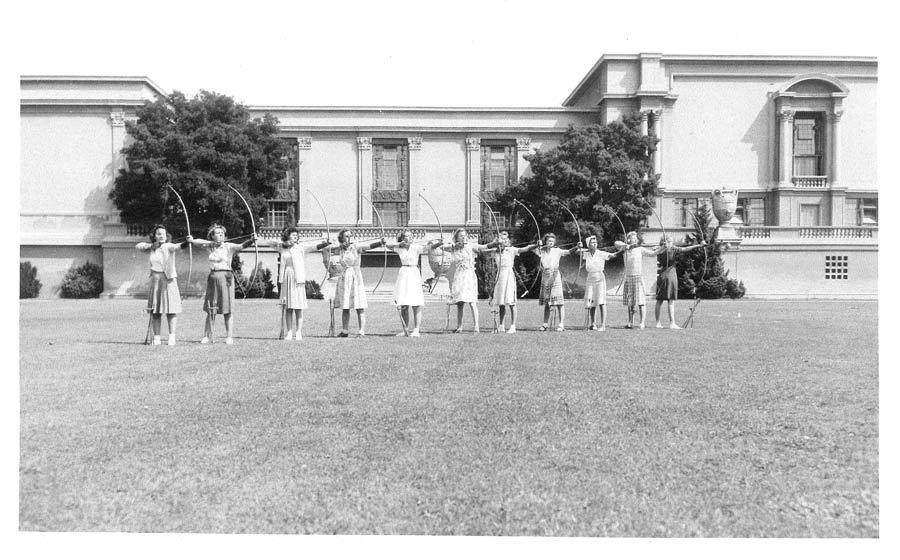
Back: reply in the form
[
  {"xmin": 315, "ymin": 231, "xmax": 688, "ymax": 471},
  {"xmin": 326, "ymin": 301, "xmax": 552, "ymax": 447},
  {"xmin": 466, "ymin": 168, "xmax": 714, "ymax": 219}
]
[{"xmin": 664, "ymin": 77, "xmax": 776, "ymax": 190}]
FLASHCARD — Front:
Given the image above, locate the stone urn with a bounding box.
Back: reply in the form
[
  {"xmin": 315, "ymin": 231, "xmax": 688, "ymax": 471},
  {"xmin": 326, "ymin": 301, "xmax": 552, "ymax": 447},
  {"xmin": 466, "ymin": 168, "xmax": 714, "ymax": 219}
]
[
  {"xmin": 711, "ymin": 188, "xmax": 742, "ymax": 247},
  {"xmin": 711, "ymin": 188, "xmax": 739, "ymax": 224}
]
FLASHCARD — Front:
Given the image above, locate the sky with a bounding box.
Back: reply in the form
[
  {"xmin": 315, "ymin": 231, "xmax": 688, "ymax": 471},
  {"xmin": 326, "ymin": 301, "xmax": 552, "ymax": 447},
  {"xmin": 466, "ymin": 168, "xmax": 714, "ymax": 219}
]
[
  {"xmin": 6, "ymin": 0, "xmax": 894, "ymax": 107},
  {"xmin": 3, "ymin": 0, "xmax": 898, "ymax": 557}
]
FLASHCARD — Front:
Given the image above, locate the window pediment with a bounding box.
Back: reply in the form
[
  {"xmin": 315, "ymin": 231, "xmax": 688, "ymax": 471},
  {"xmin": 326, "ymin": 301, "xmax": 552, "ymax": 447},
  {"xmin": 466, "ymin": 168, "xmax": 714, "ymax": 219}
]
[{"xmin": 776, "ymin": 73, "xmax": 849, "ymax": 99}]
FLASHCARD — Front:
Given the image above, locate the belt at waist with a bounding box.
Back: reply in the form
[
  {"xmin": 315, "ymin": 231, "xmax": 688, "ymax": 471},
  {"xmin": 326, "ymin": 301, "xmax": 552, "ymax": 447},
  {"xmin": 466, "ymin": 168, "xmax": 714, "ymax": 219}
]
[{"xmin": 401, "ymin": 264, "xmax": 417, "ymax": 267}]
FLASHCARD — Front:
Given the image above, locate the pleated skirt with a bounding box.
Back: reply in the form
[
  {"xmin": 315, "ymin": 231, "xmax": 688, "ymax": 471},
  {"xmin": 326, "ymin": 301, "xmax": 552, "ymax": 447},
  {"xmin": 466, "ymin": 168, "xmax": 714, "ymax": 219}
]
[{"xmin": 146, "ymin": 271, "xmax": 182, "ymax": 314}]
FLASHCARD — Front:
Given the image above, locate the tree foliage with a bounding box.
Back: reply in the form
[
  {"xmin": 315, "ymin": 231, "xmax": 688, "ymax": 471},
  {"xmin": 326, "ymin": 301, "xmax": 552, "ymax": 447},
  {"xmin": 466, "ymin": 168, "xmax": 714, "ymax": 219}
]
[
  {"xmin": 110, "ymin": 91, "xmax": 290, "ymax": 239},
  {"xmin": 495, "ymin": 114, "xmax": 659, "ymax": 248},
  {"xmin": 675, "ymin": 203, "xmax": 746, "ymax": 299}
]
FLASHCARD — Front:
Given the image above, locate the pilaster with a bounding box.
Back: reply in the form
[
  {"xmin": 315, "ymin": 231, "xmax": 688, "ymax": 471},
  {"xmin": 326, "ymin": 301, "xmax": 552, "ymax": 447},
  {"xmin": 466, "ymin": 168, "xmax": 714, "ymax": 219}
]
[
  {"xmin": 296, "ymin": 137, "xmax": 313, "ymax": 224},
  {"xmin": 407, "ymin": 137, "xmax": 425, "ymax": 225},
  {"xmin": 465, "ymin": 138, "xmax": 481, "ymax": 226},
  {"xmin": 357, "ymin": 137, "xmax": 373, "ymax": 226},
  {"xmin": 516, "ymin": 137, "xmax": 531, "ymax": 180}
]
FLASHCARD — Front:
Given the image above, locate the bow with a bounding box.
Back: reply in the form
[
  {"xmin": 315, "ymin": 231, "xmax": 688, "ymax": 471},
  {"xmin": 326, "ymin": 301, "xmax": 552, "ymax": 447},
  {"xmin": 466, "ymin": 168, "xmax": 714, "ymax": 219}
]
[
  {"xmin": 610, "ymin": 208, "xmax": 629, "ymax": 294},
  {"xmin": 306, "ymin": 189, "xmax": 331, "ymax": 285},
  {"xmin": 361, "ymin": 193, "xmax": 387, "ymax": 293},
  {"xmin": 226, "ymin": 184, "xmax": 259, "ymax": 298},
  {"xmin": 418, "ymin": 191, "xmax": 446, "ymax": 292},
  {"xmin": 513, "ymin": 198, "xmax": 542, "ymax": 297},
  {"xmin": 558, "ymin": 201, "xmax": 583, "ymax": 297},
  {"xmin": 640, "ymin": 194, "xmax": 668, "ymax": 268},
  {"xmin": 474, "ymin": 192, "xmax": 502, "ymax": 307},
  {"xmin": 166, "ymin": 183, "xmax": 193, "ymax": 292},
  {"xmin": 682, "ymin": 207, "xmax": 710, "ymax": 327}
]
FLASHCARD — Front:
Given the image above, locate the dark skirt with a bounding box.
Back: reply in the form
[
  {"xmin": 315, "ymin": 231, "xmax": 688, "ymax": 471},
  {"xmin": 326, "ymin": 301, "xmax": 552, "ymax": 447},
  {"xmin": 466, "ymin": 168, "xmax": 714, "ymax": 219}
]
[
  {"xmin": 655, "ymin": 267, "xmax": 678, "ymax": 301},
  {"xmin": 203, "ymin": 270, "xmax": 235, "ymax": 315}
]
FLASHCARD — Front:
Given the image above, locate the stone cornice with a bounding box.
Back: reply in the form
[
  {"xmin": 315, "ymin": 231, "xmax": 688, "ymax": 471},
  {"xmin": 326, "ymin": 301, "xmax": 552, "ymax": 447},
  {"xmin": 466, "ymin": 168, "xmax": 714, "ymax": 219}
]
[
  {"xmin": 251, "ymin": 105, "xmax": 598, "ymax": 114},
  {"xmin": 20, "ymin": 75, "xmax": 168, "ymax": 97}
]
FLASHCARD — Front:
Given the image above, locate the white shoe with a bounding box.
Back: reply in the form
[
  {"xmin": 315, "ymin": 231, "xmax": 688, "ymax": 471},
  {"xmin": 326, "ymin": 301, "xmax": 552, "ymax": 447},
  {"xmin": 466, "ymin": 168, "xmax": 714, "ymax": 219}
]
[
  {"xmin": 152, "ymin": 336, "xmax": 161, "ymax": 346},
  {"xmin": 598, "ymin": 326, "xmax": 606, "ymax": 332},
  {"xmin": 295, "ymin": 331, "xmax": 303, "ymax": 340},
  {"xmin": 284, "ymin": 330, "xmax": 293, "ymax": 340},
  {"xmin": 410, "ymin": 330, "xmax": 420, "ymax": 337},
  {"xmin": 357, "ymin": 331, "xmax": 365, "ymax": 338},
  {"xmin": 506, "ymin": 326, "xmax": 516, "ymax": 334},
  {"xmin": 655, "ymin": 323, "xmax": 664, "ymax": 329},
  {"xmin": 396, "ymin": 332, "xmax": 408, "ymax": 337},
  {"xmin": 167, "ymin": 335, "xmax": 176, "ymax": 346},
  {"xmin": 669, "ymin": 323, "xmax": 682, "ymax": 330},
  {"xmin": 556, "ymin": 325, "xmax": 565, "ymax": 332},
  {"xmin": 225, "ymin": 337, "xmax": 234, "ymax": 345},
  {"xmin": 497, "ymin": 325, "xmax": 506, "ymax": 333},
  {"xmin": 200, "ymin": 337, "xmax": 210, "ymax": 344}
]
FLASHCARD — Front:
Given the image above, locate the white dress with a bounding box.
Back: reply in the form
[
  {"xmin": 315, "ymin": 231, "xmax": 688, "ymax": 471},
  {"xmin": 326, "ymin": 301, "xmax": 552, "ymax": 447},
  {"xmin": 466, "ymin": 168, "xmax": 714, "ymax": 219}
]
[
  {"xmin": 392, "ymin": 243, "xmax": 425, "ymax": 306},
  {"xmin": 333, "ymin": 244, "xmax": 369, "ymax": 310},
  {"xmin": 491, "ymin": 246, "xmax": 518, "ymax": 306},
  {"xmin": 582, "ymin": 249, "xmax": 615, "ymax": 307},
  {"xmin": 448, "ymin": 244, "xmax": 480, "ymax": 304}
]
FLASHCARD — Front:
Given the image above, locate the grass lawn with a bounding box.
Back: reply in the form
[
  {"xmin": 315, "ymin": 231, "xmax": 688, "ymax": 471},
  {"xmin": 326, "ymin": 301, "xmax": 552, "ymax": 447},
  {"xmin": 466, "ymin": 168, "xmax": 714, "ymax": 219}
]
[{"xmin": 19, "ymin": 297, "xmax": 878, "ymax": 536}]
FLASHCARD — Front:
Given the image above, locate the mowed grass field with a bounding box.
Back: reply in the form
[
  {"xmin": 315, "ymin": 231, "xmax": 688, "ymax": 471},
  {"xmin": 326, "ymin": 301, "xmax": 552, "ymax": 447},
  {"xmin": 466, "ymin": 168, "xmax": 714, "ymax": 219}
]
[{"xmin": 19, "ymin": 297, "xmax": 878, "ymax": 536}]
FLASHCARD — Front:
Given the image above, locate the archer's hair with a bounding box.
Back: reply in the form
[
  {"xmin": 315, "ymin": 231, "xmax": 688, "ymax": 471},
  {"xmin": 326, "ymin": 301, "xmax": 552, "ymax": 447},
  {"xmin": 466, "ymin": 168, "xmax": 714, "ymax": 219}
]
[
  {"xmin": 453, "ymin": 228, "xmax": 468, "ymax": 243},
  {"xmin": 625, "ymin": 231, "xmax": 639, "ymax": 244},
  {"xmin": 659, "ymin": 234, "xmax": 673, "ymax": 245},
  {"xmin": 541, "ymin": 233, "xmax": 556, "ymax": 245},
  {"xmin": 396, "ymin": 229, "xmax": 411, "ymax": 242},
  {"xmin": 281, "ymin": 226, "xmax": 299, "ymax": 242},
  {"xmin": 207, "ymin": 223, "xmax": 226, "ymax": 239},
  {"xmin": 338, "ymin": 229, "xmax": 352, "ymax": 243},
  {"xmin": 148, "ymin": 224, "xmax": 169, "ymax": 243}
]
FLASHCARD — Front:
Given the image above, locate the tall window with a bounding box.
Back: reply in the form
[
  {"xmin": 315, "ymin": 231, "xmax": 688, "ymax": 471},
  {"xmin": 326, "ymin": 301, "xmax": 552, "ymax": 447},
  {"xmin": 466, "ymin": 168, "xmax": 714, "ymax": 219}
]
[
  {"xmin": 858, "ymin": 198, "xmax": 877, "ymax": 225},
  {"xmin": 737, "ymin": 197, "xmax": 766, "ymax": 226},
  {"xmin": 480, "ymin": 142, "xmax": 516, "ymax": 231},
  {"xmin": 793, "ymin": 112, "xmax": 824, "ymax": 176},
  {"xmin": 372, "ymin": 142, "xmax": 409, "ymax": 227},
  {"xmin": 266, "ymin": 140, "xmax": 298, "ymax": 230},
  {"xmin": 266, "ymin": 202, "xmax": 291, "ymax": 230}
]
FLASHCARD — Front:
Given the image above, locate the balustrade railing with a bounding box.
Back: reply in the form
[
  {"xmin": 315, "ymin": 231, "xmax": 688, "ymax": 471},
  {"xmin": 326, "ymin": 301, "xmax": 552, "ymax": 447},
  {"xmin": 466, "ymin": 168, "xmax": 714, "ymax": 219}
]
[{"xmin": 791, "ymin": 176, "xmax": 828, "ymax": 189}]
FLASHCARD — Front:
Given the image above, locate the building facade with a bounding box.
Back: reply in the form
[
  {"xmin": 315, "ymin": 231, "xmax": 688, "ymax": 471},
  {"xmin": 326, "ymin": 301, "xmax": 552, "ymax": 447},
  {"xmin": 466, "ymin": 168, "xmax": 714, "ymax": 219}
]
[{"xmin": 20, "ymin": 54, "xmax": 878, "ymax": 299}]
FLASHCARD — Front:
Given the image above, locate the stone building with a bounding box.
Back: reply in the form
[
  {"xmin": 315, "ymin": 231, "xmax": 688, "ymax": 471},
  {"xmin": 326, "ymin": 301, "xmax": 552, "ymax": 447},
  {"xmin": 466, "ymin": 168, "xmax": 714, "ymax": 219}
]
[{"xmin": 20, "ymin": 54, "xmax": 878, "ymax": 298}]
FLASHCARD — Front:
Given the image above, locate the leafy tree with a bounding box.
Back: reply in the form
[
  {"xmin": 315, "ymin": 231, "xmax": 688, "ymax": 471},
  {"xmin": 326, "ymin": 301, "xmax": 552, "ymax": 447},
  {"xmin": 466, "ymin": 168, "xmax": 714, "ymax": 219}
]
[
  {"xmin": 675, "ymin": 203, "xmax": 746, "ymax": 299},
  {"xmin": 109, "ymin": 91, "xmax": 290, "ymax": 239},
  {"xmin": 495, "ymin": 114, "xmax": 659, "ymax": 248},
  {"xmin": 492, "ymin": 114, "xmax": 658, "ymax": 297}
]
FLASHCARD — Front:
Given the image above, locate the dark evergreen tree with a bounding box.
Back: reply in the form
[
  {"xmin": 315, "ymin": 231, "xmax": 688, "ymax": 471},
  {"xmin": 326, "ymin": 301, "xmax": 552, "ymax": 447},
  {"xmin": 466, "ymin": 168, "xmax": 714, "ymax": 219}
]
[{"xmin": 675, "ymin": 203, "xmax": 746, "ymax": 299}]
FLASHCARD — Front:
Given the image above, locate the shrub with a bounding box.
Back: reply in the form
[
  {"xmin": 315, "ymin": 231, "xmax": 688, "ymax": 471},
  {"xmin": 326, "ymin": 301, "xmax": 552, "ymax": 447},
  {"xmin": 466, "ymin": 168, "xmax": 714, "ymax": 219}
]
[
  {"xmin": 726, "ymin": 278, "xmax": 746, "ymax": 299},
  {"xmin": 59, "ymin": 262, "xmax": 104, "ymax": 298},
  {"xmin": 20, "ymin": 261, "xmax": 42, "ymax": 298},
  {"xmin": 234, "ymin": 264, "xmax": 276, "ymax": 299},
  {"xmin": 305, "ymin": 280, "xmax": 323, "ymax": 300}
]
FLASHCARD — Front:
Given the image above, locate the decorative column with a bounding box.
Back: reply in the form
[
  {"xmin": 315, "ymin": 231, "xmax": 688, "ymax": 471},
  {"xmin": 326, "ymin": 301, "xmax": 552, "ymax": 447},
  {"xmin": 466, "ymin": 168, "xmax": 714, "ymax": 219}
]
[
  {"xmin": 296, "ymin": 137, "xmax": 313, "ymax": 224},
  {"xmin": 465, "ymin": 138, "xmax": 481, "ymax": 226},
  {"xmin": 356, "ymin": 137, "xmax": 373, "ymax": 225},
  {"xmin": 640, "ymin": 111, "xmax": 651, "ymax": 180},
  {"xmin": 651, "ymin": 110, "xmax": 663, "ymax": 175},
  {"xmin": 516, "ymin": 137, "xmax": 531, "ymax": 181},
  {"xmin": 775, "ymin": 109, "xmax": 795, "ymax": 225},
  {"xmin": 829, "ymin": 110, "xmax": 843, "ymax": 189},
  {"xmin": 778, "ymin": 109, "xmax": 795, "ymax": 187},
  {"xmin": 828, "ymin": 110, "xmax": 845, "ymax": 225},
  {"xmin": 407, "ymin": 136, "xmax": 424, "ymax": 225}
]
